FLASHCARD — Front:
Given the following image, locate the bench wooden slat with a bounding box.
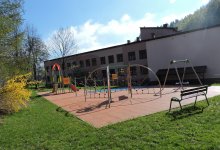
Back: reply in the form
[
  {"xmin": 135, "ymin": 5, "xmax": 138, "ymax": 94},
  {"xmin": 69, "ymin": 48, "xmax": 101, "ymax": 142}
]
[
  {"xmin": 181, "ymin": 85, "xmax": 208, "ymax": 93},
  {"xmin": 181, "ymin": 93, "xmax": 206, "ymax": 100},
  {"xmin": 181, "ymin": 88, "xmax": 207, "ymax": 97}
]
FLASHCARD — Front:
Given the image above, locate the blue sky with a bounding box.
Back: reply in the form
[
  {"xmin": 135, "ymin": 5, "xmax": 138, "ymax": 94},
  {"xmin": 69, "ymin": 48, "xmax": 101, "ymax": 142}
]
[{"xmin": 24, "ymin": 0, "xmax": 210, "ymax": 56}]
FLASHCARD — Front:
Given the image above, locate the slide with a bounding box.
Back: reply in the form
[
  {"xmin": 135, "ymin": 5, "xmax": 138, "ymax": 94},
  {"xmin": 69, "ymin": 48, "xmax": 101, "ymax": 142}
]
[{"xmin": 70, "ymin": 84, "xmax": 78, "ymax": 92}]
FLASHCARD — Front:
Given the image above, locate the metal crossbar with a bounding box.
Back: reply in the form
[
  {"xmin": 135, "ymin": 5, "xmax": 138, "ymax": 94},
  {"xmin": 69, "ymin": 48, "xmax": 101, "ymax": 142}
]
[{"xmin": 162, "ymin": 59, "xmax": 203, "ymax": 92}]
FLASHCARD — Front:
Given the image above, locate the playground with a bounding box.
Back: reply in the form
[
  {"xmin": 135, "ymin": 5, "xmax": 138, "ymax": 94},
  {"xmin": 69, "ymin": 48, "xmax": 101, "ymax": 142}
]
[
  {"xmin": 38, "ymin": 59, "xmax": 220, "ymax": 127},
  {"xmin": 39, "ymin": 60, "xmax": 220, "ymax": 127},
  {"xmin": 39, "ymin": 85, "xmax": 220, "ymax": 127}
]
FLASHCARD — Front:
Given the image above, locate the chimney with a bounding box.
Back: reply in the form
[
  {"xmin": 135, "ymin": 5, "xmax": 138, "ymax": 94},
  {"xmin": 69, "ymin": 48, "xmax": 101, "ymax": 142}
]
[
  {"xmin": 127, "ymin": 40, "xmax": 130, "ymax": 44},
  {"xmin": 136, "ymin": 37, "xmax": 140, "ymax": 42},
  {"xmin": 163, "ymin": 23, "xmax": 168, "ymax": 28}
]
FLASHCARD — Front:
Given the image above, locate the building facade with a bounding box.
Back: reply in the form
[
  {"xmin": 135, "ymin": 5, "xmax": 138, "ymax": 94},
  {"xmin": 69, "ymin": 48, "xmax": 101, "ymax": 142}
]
[
  {"xmin": 147, "ymin": 25, "xmax": 220, "ymax": 82},
  {"xmin": 44, "ymin": 24, "xmax": 220, "ymax": 85}
]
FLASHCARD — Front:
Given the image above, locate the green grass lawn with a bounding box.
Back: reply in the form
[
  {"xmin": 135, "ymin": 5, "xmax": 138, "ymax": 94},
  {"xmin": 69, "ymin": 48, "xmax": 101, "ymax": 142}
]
[
  {"xmin": 0, "ymin": 91, "xmax": 220, "ymax": 149},
  {"xmin": 212, "ymin": 83, "xmax": 220, "ymax": 86}
]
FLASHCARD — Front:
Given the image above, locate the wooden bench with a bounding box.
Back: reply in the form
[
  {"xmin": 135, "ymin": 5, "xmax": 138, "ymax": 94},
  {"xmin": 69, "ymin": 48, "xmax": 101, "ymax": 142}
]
[{"xmin": 169, "ymin": 85, "xmax": 209, "ymax": 112}]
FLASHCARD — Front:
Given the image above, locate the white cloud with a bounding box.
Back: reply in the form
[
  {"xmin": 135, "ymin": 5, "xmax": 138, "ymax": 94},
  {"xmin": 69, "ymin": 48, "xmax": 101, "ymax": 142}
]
[
  {"xmin": 68, "ymin": 13, "xmax": 158, "ymax": 53},
  {"xmin": 200, "ymin": 0, "xmax": 210, "ymax": 5},
  {"xmin": 161, "ymin": 13, "xmax": 188, "ymax": 24},
  {"xmin": 47, "ymin": 12, "xmax": 189, "ymax": 57},
  {"xmin": 169, "ymin": 0, "xmax": 176, "ymax": 4}
]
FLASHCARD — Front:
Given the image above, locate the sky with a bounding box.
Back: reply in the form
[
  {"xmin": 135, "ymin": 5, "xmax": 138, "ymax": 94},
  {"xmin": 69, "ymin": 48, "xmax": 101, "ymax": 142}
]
[{"xmin": 23, "ymin": 0, "xmax": 210, "ymax": 58}]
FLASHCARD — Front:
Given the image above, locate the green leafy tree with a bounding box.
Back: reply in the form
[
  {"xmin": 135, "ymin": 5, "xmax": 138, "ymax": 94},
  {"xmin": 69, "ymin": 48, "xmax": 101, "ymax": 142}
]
[
  {"xmin": 169, "ymin": 0, "xmax": 220, "ymax": 31},
  {"xmin": 0, "ymin": 0, "xmax": 24, "ymax": 86}
]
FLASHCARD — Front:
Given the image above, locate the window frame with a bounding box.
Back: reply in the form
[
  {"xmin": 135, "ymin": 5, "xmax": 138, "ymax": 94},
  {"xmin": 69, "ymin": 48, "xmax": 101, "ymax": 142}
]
[{"xmin": 128, "ymin": 51, "xmax": 136, "ymax": 61}]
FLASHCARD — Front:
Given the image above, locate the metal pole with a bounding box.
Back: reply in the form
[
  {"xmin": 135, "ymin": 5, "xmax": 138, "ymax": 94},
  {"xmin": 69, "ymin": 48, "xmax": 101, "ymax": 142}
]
[
  {"xmin": 127, "ymin": 64, "xmax": 132, "ymax": 98},
  {"xmin": 103, "ymin": 79, "xmax": 106, "ymax": 98},
  {"xmin": 84, "ymin": 76, "xmax": 87, "ymax": 102},
  {"xmin": 106, "ymin": 65, "xmax": 111, "ymax": 108},
  {"xmin": 181, "ymin": 61, "xmax": 187, "ymax": 85},
  {"xmin": 74, "ymin": 77, "xmax": 77, "ymax": 96},
  {"xmin": 174, "ymin": 64, "xmax": 184, "ymax": 90},
  {"xmin": 162, "ymin": 63, "xmax": 171, "ymax": 90},
  {"xmin": 189, "ymin": 61, "xmax": 203, "ymax": 85}
]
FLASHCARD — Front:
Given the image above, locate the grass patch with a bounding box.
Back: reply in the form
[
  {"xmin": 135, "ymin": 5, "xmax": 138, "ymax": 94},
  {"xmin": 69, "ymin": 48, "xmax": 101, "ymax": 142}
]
[
  {"xmin": 212, "ymin": 83, "xmax": 220, "ymax": 86},
  {"xmin": 0, "ymin": 91, "xmax": 220, "ymax": 149}
]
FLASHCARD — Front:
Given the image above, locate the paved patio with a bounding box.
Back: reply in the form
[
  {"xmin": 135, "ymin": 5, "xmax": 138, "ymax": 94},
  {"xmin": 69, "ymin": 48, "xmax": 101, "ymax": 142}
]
[{"xmin": 38, "ymin": 86, "xmax": 220, "ymax": 128}]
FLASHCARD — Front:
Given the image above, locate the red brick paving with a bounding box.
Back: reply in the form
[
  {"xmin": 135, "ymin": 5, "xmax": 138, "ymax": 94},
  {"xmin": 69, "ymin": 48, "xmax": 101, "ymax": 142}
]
[{"xmin": 38, "ymin": 86, "xmax": 220, "ymax": 128}]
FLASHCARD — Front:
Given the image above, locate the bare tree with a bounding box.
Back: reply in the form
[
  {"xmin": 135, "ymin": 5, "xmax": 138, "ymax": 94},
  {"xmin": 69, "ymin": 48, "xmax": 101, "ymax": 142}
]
[
  {"xmin": 50, "ymin": 27, "xmax": 77, "ymax": 76},
  {"xmin": 24, "ymin": 25, "xmax": 48, "ymax": 88}
]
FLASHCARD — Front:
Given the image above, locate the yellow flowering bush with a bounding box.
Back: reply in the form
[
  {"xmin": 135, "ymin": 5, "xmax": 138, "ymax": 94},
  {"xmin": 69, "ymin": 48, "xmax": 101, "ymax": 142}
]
[{"xmin": 0, "ymin": 73, "xmax": 31, "ymax": 113}]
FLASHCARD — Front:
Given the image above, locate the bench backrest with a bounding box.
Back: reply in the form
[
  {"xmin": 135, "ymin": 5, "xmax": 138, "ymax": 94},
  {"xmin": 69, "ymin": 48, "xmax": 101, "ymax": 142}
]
[{"xmin": 181, "ymin": 85, "xmax": 208, "ymax": 97}]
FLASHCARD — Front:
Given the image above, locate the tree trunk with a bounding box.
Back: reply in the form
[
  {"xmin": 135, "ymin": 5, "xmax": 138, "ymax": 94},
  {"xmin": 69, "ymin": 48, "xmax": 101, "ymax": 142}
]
[{"xmin": 33, "ymin": 63, "xmax": 37, "ymax": 89}]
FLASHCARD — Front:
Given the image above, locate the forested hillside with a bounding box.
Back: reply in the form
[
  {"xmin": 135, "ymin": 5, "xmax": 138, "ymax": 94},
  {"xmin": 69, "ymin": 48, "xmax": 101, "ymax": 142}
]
[{"xmin": 169, "ymin": 0, "xmax": 220, "ymax": 31}]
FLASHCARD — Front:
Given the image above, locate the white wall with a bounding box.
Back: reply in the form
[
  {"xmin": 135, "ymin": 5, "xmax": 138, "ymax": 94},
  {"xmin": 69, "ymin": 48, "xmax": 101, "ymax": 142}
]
[{"xmin": 147, "ymin": 26, "xmax": 220, "ymax": 81}]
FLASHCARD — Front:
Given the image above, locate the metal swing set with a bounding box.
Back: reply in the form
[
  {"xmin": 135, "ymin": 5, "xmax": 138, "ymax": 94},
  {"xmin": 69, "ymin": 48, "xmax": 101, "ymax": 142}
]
[{"xmin": 162, "ymin": 59, "xmax": 203, "ymax": 91}]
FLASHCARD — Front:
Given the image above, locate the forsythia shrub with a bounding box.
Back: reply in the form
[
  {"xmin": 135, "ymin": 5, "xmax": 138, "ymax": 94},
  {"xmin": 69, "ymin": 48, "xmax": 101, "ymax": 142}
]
[{"xmin": 0, "ymin": 73, "xmax": 31, "ymax": 113}]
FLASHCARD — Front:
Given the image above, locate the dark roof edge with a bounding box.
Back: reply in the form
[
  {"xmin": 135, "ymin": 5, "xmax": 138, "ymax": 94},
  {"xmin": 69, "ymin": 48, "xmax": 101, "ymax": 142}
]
[
  {"xmin": 140, "ymin": 27, "xmax": 177, "ymax": 30},
  {"xmin": 44, "ymin": 40, "xmax": 146, "ymax": 62},
  {"xmin": 146, "ymin": 24, "xmax": 220, "ymax": 42},
  {"xmin": 45, "ymin": 24, "xmax": 220, "ymax": 63}
]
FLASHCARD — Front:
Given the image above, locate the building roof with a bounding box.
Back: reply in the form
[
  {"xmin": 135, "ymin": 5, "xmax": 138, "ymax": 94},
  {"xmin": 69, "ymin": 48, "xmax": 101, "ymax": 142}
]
[
  {"xmin": 45, "ymin": 24, "xmax": 220, "ymax": 63},
  {"xmin": 140, "ymin": 26, "xmax": 177, "ymax": 30}
]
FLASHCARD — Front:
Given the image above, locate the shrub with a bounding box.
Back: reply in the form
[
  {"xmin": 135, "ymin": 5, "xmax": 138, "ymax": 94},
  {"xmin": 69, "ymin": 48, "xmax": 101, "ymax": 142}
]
[{"xmin": 0, "ymin": 73, "xmax": 31, "ymax": 114}]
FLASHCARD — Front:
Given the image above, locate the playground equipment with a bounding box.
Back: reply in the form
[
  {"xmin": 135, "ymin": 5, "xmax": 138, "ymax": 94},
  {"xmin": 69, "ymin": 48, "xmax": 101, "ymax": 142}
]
[
  {"xmin": 51, "ymin": 63, "xmax": 78, "ymax": 95},
  {"xmin": 84, "ymin": 64, "xmax": 162, "ymax": 108},
  {"xmin": 51, "ymin": 63, "xmax": 64, "ymax": 94},
  {"xmin": 162, "ymin": 59, "xmax": 203, "ymax": 91}
]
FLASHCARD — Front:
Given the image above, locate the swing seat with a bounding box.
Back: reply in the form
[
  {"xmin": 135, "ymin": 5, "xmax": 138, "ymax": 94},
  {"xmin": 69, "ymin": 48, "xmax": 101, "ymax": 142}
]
[{"xmin": 175, "ymin": 81, "xmax": 189, "ymax": 85}]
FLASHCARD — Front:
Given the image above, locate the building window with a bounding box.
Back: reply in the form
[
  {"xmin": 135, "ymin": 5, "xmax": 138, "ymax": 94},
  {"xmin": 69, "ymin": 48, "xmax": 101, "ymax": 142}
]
[
  {"xmin": 117, "ymin": 54, "xmax": 123, "ymax": 62},
  {"xmin": 72, "ymin": 61, "xmax": 77, "ymax": 66},
  {"xmin": 128, "ymin": 52, "xmax": 136, "ymax": 61},
  {"xmin": 46, "ymin": 66, "xmax": 49, "ymax": 72},
  {"xmin": 108, "ymin": 55, "xmax": 114, "ymax": 64},
  {"xmin": 139, "ymin": 50, "xmax": 147, "ymax": 59},
  {"xmin": 140, "ymin": 67, "xmax": 148, "ymax": 75},
  {"xmin": 130, "ymin": 66, "xmax": 137, "ymax": 75},
  {"xmin": 91, "ymin": 71, "xmax": 98, "ymax": 79},
  {"xmin": 67, "ymin": 63, "xmax": 71, "ymax": 68},
  {"xmin": 86, "ymin": 59, "xmax": 90, "ymax": 67},
  {"xmin": 151, "ymin": 33, "xmax": 156, "ymax": 39},
  {"xmin": 91, "ymin": 58, "xmax": 97, "ymax": 66},
  {"xmin": 102, "ymin": 70, "xmax": 107, "ymax": 78},
  {"xmin": 110, "ymin": 69, "xmax": 115, "ymax": 74},
  {"xmin": 118, "ymin": 68, "xmax": 125, "ymax": 76},
  {"xmin": 79, "ymin": 60, "xmax": 84, "ymax": 67},
  {"xmin": 100, "ymin": 57, "xmax": 106, "ymax": 65}
]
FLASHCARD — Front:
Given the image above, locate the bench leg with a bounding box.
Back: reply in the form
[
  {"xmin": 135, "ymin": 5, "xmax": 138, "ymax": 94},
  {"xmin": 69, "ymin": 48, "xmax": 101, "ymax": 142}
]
[
  {"xmin": 179, "ymin": 101, "xmax": 182, "ymax": 110},
  {"xmin": 194, "ymin": 96, "xmax": 198, "ymax": 107},
  {"xmin": 169, "ymin": 100, "xmax": 173, "ymax": 112},
  {"xmin": 205, "ymin": 94, "xmax": 209, "ymax": 106}
]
